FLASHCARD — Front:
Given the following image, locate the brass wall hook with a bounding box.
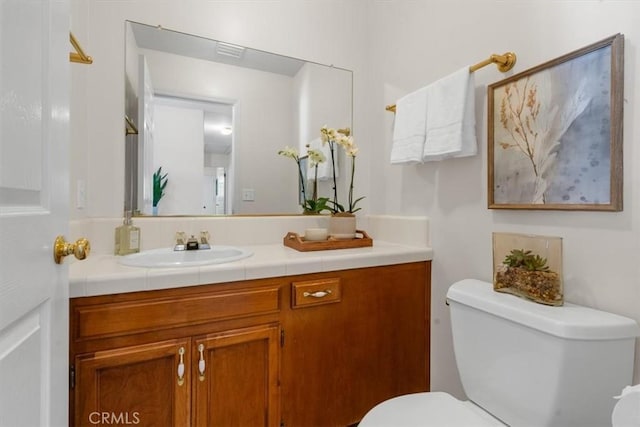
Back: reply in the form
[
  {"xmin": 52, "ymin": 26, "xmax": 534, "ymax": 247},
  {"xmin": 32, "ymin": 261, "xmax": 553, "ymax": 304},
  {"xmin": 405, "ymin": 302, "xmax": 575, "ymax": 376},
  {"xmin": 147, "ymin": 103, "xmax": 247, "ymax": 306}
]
[{"xmin": 70, "ymin": 32, "xmax": 93, "ymax": 64}]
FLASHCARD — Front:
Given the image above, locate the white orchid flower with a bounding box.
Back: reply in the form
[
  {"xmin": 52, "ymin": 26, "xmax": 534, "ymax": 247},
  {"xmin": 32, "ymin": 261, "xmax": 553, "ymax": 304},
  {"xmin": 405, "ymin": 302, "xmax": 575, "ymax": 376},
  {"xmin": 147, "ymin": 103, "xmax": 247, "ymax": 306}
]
[{"xmin": 277, "ymin": 146, "xmax": 299, "ymax": 159}]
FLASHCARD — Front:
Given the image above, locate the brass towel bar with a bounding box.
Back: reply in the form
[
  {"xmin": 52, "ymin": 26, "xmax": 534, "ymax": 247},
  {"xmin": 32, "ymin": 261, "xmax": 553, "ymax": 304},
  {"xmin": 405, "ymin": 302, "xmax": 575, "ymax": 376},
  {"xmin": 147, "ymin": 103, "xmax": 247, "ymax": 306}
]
[
  {"xmin": 70, "ymin": 32, "xmax": 93, "ymax": 64},
  {"xmin": 385, "ymin": 51, "xmax": 516, "ymax": 113}
]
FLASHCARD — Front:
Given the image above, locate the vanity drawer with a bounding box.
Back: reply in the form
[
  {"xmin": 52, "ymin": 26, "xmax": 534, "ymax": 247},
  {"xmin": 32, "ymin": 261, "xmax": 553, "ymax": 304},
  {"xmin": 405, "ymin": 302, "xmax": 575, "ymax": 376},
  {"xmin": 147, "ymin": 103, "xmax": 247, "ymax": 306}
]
[
  {"xmin": 291, "ymin": 277, "xmax": 341, "ymax": 308},
  {"xmin": 73, "ymin": 286, "xmax": 280, "ymax": 340}
]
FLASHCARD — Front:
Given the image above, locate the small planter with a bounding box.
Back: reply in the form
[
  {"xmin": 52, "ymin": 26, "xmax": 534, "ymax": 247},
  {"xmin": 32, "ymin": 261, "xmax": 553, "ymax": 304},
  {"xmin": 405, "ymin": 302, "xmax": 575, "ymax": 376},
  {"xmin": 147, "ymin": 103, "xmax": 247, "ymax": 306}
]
[
  {"xmin": 329, "ymin": 213, "xmax": 356, "ymax": 239},
  {"xmin": 493, "ymin": 232, "xmax": 563, "ymax": 306}
]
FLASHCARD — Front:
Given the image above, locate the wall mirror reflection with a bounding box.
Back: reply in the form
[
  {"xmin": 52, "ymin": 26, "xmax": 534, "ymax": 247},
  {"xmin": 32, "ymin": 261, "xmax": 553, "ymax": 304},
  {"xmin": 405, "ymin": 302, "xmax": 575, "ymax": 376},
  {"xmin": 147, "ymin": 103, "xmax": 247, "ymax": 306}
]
[{"xmin": 124, "ymin": 21, "xmax": 353, "ymax": 216}]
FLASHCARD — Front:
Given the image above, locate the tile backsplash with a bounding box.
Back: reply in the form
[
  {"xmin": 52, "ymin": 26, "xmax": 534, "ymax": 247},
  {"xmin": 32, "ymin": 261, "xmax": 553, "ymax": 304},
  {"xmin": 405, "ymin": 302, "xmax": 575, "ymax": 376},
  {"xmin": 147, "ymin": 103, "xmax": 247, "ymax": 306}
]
[{"xmin": 71, "ymin": 215, "xmax": 430, "ymax": 255}]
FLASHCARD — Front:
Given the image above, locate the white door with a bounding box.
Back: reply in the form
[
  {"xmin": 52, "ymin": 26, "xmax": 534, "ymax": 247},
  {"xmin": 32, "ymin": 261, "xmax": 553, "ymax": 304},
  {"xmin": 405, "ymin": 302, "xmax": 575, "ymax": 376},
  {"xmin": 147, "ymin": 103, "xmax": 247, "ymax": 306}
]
[{"xmin": 0, "ymin": 0, "xmax": 70, "ymax": 426}]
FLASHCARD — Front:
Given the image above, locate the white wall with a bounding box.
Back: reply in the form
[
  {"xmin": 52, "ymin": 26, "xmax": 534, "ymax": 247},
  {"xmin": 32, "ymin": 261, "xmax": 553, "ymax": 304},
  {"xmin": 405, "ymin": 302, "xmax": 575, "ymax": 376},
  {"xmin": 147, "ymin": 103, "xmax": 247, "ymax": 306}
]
[{"xmin": 365, "ymin": 1, "xmax": 640, "ymax": 395}]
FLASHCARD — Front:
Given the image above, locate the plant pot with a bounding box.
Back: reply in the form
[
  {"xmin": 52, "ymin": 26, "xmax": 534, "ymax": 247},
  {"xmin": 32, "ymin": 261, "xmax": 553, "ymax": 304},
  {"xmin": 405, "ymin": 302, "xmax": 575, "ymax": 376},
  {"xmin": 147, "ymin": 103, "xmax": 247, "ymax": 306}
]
[
  {"xmin": 152, "ymin": 206, "xmax": 158, "ymax": 216},
  {"xmin": 329, "ymin": 213, "xmax": 356, "ymax": 239}
]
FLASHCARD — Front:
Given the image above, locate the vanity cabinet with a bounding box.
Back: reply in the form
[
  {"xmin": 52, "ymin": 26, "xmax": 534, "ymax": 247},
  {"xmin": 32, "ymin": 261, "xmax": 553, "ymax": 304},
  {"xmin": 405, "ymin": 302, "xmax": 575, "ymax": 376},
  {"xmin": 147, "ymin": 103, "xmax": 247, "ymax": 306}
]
[
  {"xmin": 280, "ymin": 262, "xmax": 431, "ymax": 426},
  {"xmin": 70, "ymin": 261, "xmax": 430, "ymax": 427},
  {"xmin": 69, "ymin": 280, "xmax": 282, "ymax": 427},
  {"xmin": 74, "ymin": 338, "xmax": 191, "ymax": 426},
  {"xmin": 192, "ymin": 324, "xmax": 280, "ymax": 427}
]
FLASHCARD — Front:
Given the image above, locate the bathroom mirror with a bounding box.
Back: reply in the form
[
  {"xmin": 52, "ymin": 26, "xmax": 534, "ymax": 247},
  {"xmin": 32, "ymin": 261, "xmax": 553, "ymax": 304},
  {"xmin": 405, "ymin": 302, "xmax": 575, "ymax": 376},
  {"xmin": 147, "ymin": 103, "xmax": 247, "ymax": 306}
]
[{"xmin": 124, "ymin": 21, "xmax": 353, "ymax": 216}]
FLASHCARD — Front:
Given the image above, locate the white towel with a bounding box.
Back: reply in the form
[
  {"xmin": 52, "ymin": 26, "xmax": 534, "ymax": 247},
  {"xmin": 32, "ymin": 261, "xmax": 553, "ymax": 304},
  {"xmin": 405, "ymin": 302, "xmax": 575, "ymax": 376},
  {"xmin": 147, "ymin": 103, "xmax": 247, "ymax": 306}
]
[
  {"xmin": 390, "ymin": 86, "xmax": 429, "ymax": 164},
  {"xmin": 422, "ymin": 67, "xmax": 477, "ymax": 161},
  {"xmin": 307, "ymin": 137, "xmax": 338, "ymax": 181}
]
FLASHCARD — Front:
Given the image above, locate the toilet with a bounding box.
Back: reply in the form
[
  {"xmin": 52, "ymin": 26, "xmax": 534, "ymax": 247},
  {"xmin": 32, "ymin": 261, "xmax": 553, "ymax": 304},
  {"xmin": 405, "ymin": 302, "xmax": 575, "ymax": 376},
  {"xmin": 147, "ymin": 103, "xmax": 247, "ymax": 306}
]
[{"xmin": 360, "ymin": 279, "xmax": 640, "ymax": 427}]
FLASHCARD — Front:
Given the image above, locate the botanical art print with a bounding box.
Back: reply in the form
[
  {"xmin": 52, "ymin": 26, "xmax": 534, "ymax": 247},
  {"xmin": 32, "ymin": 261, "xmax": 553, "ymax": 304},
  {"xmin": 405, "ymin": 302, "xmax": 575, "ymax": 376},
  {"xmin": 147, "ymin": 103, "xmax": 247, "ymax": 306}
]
[{"xmin": 488, "ymin": 34, "xmax": 623, "ymax": 211}]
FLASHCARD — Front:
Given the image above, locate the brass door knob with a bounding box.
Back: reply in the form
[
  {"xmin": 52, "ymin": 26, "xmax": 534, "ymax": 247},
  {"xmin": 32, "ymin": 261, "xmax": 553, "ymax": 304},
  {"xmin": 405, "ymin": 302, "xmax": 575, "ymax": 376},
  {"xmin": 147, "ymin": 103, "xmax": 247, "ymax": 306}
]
[{"xmin": 53, "ymin": 236, "xmax": 91, "ymax": 264}]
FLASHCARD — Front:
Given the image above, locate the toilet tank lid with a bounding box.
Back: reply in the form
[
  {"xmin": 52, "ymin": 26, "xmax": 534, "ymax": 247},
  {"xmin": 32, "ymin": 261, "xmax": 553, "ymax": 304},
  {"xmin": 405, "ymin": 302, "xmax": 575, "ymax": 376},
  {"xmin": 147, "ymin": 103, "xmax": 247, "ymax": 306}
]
[{"xmin": 447, "ymin": 279, "xmax": 640, "ymax": 340}]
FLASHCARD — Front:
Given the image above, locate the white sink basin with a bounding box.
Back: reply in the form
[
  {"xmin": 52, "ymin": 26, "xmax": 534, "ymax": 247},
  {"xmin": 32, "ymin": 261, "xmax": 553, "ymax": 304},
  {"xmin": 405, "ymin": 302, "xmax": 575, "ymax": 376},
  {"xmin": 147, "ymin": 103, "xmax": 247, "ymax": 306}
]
[{"xmin": 118, "ymin": 246, "xmax": 253, "ymax": 268}]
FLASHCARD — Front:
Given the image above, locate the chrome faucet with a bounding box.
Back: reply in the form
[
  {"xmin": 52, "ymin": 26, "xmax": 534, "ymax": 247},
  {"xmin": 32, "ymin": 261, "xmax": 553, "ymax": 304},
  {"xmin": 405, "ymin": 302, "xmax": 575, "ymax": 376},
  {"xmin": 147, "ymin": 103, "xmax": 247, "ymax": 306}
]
[
  {"xmin": 186, "ymin": 235, "xmax": 199, "ymax": 250},
  {"xmin": 173, "ymin": 231, "xmax": 210, "ymax": 251}
]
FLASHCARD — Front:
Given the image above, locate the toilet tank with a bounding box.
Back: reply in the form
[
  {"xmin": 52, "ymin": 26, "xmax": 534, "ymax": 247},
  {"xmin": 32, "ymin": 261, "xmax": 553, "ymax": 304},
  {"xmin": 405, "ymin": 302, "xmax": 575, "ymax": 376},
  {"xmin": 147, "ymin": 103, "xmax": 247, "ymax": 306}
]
[{"xmin": 447, "ymin": 279, "xmax": 640, "ymax": 427}]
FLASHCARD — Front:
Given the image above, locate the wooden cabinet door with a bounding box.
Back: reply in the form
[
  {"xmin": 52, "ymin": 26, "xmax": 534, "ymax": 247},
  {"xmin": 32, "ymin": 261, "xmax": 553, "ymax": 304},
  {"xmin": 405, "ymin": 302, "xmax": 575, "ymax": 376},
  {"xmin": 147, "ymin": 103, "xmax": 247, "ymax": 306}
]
[
  {"xmin": 74, "ymin": 338, "xmax": 190, "ymax": 427},
  {"xmin": 193, "ymin": 324, "xmax": 280, "ymax": 427},
  {"xmin": 281, "ymin": 263, "xmax": 430, "ymax": 426}
]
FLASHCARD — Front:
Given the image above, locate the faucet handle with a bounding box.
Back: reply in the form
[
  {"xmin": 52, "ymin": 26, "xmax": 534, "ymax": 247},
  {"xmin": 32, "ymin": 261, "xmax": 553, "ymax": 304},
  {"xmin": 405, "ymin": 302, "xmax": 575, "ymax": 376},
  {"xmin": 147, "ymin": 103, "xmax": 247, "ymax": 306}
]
[
  {"xmin": 199, "ymin": 231, "xmax": 211, "ymax": 249},
  {"xmin": 174, "ymin": 231, "xmax": 187, "ymax": 251}
]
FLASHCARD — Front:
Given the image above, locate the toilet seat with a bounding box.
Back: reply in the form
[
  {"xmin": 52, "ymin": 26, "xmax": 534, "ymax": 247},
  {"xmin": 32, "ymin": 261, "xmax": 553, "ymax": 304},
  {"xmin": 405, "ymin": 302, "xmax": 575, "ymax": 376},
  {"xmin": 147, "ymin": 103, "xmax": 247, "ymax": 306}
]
[{"xmin": 359, "ymin": 392, "xmax": 506, "ymax": 427}]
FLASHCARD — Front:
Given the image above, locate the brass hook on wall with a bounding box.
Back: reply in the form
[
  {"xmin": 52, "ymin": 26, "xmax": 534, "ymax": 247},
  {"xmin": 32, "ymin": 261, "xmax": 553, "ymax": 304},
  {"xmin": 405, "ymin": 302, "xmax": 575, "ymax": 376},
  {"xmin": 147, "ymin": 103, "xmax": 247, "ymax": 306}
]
[{"xmin": 70, "ymin": 32, "xmax": 93, "ymax": 64}]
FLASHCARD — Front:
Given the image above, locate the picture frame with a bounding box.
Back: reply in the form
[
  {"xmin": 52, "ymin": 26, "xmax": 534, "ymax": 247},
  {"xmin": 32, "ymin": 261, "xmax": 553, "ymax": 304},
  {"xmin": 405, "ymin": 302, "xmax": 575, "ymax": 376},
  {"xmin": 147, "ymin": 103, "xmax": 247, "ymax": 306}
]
[{"xmin": 488, "ymin": 34, "xmax": 624, "ymax": 211}]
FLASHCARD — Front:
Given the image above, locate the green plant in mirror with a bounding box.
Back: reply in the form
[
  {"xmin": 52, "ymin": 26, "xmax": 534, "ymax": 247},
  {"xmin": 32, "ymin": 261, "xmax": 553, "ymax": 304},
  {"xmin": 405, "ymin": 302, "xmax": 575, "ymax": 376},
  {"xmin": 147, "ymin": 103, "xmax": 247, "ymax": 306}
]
[
  {"xmin": 303, "ymin": 197, "xmax": 330, "ymax": 214},
  {"xmin": 304, "ymin": 146, "xmax": 330, "ymax": 214},
  {"xmin": 278, "ymin": 146, "xmax": 330, "ymax": 214},
  {"xmin": 153, "ymin": 166, "xmax": 168, "ymax": 207}
]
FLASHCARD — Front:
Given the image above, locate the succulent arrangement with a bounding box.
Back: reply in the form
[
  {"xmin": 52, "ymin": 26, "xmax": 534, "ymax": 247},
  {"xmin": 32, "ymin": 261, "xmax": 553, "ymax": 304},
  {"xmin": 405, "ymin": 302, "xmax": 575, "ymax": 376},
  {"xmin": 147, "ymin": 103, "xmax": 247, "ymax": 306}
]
[
  {"xmin": 503, "ymin": 249, "xmax": 550, "ymax": 272},
  {"xmin": 495, "ymin": 248, "xmax": 562, "ymax": 306}
]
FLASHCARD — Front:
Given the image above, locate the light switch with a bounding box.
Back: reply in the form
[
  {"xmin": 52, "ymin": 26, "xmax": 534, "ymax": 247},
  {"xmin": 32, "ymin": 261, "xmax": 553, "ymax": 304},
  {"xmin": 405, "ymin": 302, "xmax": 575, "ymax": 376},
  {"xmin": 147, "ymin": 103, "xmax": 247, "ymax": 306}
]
[{"xmin": 242, "ymin": 188, "xmax": 255, "ymax": 201}]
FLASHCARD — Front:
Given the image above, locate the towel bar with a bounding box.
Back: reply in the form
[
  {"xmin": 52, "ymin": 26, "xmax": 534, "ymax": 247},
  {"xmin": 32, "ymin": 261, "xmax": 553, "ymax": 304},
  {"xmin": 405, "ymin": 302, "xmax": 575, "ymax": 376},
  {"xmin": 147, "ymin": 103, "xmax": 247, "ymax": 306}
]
[{"xmin": 385, "ymin": 52, "xmax": 517, "ymax": 113}]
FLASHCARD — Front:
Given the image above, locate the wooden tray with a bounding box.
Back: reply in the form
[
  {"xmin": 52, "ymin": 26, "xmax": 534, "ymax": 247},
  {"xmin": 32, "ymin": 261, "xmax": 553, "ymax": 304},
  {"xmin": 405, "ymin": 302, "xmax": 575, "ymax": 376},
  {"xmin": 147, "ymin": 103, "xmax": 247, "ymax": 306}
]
[{"xmin": 283, "ymin": 229, "xmax": 373, "ymax": 252}]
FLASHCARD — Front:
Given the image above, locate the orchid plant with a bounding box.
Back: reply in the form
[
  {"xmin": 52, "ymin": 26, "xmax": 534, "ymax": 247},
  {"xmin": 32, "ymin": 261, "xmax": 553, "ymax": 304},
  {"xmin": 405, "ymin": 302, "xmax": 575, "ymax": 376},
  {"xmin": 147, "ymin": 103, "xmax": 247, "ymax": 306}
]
[
  {"xmin": 320, "ymin": 126, "xmax": 364, "ymax": 214},
  {"xmin": 305, "ymin": 145, "xmax": 330, "ymax": 214},
  {"xmin": 278, "ymin": 126, "xmax": 364, "ymax": 215},
  {"xmin": 278, "ymin": 146, "xmax": 329, "ymax": 214}
]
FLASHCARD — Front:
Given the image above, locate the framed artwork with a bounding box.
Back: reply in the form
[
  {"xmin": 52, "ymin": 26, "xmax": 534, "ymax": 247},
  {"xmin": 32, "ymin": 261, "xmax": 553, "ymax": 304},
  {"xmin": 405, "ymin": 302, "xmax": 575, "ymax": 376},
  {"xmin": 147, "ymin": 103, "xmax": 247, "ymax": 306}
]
[{"xmin": 488, "ymin": 34, "xmax": 623, "ymax": 211}]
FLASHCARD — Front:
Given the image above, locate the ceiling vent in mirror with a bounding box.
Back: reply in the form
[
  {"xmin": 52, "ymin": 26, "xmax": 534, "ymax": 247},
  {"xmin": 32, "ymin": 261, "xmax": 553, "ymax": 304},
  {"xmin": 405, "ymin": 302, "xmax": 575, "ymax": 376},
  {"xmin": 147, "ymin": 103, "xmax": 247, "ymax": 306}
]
[{"xmin": 216, "ymin": 42, "xmax": 245, "ymax": 59}]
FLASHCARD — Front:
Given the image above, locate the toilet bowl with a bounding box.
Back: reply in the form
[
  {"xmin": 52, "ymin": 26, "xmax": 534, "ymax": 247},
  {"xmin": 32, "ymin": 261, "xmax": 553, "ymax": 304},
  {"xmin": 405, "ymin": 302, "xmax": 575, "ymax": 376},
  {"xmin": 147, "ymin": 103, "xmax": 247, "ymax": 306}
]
[
  {"xmin": 360, "ymin": 392, "xmax": 504, "ymax": 426},
  {"xmin": 359, "ymin": 279, "xmax": 640, "ymax": 427},
  {"xmin": 612, "ymin": 385, "xmax": 640, "ymax": 427}
]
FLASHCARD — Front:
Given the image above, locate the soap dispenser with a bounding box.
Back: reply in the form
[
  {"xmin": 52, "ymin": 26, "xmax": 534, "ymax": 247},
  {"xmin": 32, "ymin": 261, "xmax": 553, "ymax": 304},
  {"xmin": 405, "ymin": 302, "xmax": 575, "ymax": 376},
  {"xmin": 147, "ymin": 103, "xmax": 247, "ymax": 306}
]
[{"xmin": 114, "ymin": 211, "xmax": 141, "ymax": 255}]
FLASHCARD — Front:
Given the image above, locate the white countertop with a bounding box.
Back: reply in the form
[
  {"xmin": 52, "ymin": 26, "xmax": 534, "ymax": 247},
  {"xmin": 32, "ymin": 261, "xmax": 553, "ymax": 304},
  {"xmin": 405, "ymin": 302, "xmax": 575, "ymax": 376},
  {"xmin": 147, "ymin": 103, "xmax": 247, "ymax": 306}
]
[{"xmin": 69, "ymin": 241, "xmax": 433, "ymax": 298}]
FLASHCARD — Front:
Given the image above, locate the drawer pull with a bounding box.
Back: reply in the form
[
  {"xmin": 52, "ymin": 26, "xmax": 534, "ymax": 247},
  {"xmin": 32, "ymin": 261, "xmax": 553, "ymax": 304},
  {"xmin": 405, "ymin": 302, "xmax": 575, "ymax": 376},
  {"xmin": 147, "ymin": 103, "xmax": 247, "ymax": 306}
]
[
  {"xmin": 177, "ymin": 347, "xmax": 185, "ymax": 386},
  {"xmin": 303, "ymin": 290, "xmax": 332, "ymax": 298},
  {"xmin": 198, "ymin": 343, "xmax": 206, "ymax": 382}
]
